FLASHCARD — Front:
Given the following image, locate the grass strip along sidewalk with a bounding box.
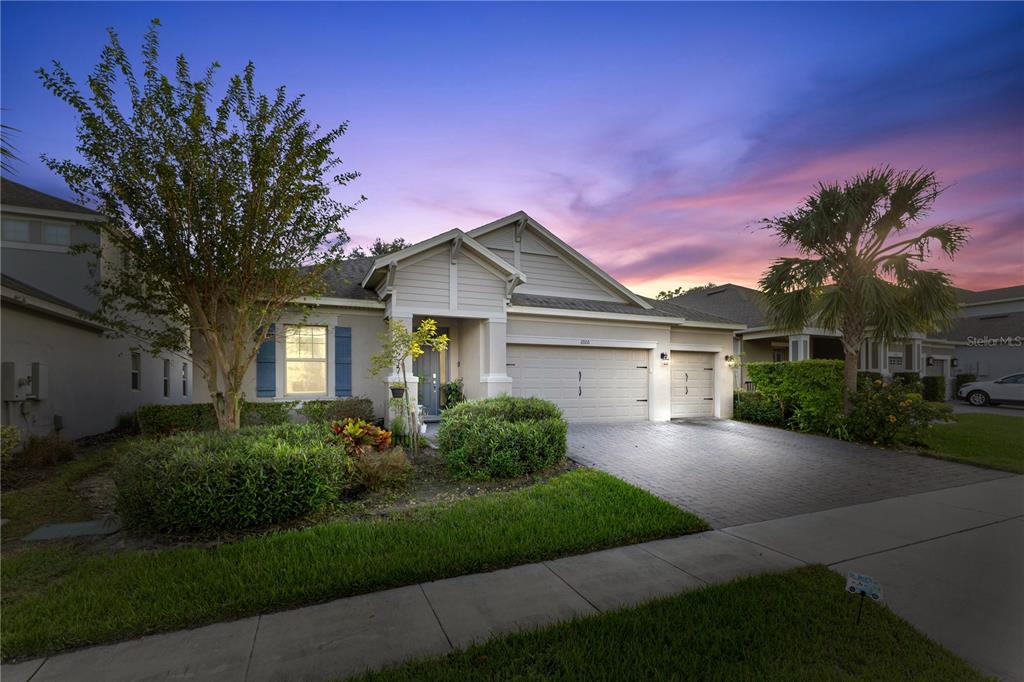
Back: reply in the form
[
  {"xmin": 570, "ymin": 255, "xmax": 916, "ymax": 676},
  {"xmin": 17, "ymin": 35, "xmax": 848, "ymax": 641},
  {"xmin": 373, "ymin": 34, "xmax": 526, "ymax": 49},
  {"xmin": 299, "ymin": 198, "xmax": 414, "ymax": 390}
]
[
  {"xmin": 358, "ymin": 565, "xmax": 987, "ymax": 681},
  {"xmin": 1, "ymin": 468, "xmax": 705, "ymax": 661},
  {"xmin": 922, "ymin": 413, "xmax": 1024, "ymax": 473}
]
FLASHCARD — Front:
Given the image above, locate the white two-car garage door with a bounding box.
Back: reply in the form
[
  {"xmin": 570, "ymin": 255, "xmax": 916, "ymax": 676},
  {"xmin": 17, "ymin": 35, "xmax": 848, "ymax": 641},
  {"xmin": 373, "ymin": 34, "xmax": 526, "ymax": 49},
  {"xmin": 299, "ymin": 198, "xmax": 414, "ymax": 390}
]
[
  {"xmin": 506, "ymin": 345, "xmax": 649, "ymax": 422},
  {"xmin": 670, "ymin": 351, "xmax": 715, "ymax": 418}
]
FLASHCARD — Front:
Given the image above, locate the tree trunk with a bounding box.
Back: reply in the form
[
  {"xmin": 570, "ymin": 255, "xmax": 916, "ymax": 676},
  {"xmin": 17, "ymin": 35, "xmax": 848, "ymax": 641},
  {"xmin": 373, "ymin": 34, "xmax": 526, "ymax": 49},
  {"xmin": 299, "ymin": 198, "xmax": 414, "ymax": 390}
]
[
  {"xmin": 401, "ymin": 363, "xmax": 418, "ymax": 456},
  {"xmin": 842, "ymin": 346, "xmax": 860, "ymax": 415}
]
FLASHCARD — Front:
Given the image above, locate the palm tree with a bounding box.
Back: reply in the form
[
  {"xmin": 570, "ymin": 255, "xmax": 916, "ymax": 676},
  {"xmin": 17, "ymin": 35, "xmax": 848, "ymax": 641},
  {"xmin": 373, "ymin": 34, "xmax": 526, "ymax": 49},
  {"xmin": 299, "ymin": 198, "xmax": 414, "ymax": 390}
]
[{"xmin": 759, "ymin": 167, "xmax": 969, "ymax": 409}]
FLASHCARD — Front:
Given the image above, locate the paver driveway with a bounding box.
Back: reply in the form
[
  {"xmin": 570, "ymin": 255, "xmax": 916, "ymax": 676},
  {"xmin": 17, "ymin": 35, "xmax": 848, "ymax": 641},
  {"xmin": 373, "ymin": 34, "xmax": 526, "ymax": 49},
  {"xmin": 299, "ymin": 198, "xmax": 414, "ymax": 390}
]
[{"xmin": 568, "ymin": 420, "xmax": 1011, "ymax": 527}]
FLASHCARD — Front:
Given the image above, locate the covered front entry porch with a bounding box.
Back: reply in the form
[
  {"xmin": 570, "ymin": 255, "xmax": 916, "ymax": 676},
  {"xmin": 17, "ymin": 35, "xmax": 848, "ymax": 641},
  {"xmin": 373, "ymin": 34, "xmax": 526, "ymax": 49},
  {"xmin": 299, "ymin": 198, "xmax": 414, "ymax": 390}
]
[{"xmin": 396, "ymin": 313, "xmax": 512, "ymax": 422}]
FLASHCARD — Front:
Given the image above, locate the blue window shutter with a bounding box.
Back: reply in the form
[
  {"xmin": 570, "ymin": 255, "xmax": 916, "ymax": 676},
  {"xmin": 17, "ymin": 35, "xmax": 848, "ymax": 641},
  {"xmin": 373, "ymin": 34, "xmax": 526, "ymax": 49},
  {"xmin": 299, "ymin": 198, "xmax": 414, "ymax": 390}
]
[
  {"xmin": 335, "ymin": 326, "xmax": 352, "ymax": 397},
  {"xmin": 256, "ymin": 324, "xmax": 276, "ymax": 397}
]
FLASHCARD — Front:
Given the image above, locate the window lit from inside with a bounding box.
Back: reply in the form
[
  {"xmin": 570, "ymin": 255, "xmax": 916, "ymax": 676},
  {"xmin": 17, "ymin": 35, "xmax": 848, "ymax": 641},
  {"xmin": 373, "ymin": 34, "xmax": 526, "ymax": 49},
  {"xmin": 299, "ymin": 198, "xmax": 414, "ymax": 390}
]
[
  {"xmin": 285, "ymin": 325, "xmax": 327, "ymax": 395},
  {"xmin": 131, "ymin": 352, "xmax": 141, "ymax": 391}
]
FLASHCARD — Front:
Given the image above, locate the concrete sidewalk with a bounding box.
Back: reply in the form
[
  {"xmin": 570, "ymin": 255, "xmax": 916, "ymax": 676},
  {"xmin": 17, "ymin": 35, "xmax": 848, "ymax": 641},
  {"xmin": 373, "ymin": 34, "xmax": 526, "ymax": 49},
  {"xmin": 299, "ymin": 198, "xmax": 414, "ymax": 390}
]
[{"xmin": 4, "ymin": 475, "xmax": 1021, "ymax": 682}]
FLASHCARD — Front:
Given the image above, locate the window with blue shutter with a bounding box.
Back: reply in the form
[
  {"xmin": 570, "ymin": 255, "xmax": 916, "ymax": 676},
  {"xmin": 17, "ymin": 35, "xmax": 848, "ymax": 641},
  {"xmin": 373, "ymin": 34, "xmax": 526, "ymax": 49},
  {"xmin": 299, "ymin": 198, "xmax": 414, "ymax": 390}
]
[
  {"xmin": 256, "ymin": 324, "xmax": 276, "ymax": 397},
  {"xmin": 335, "ymin": 326, "xmax": 352, "ymax": 397}
]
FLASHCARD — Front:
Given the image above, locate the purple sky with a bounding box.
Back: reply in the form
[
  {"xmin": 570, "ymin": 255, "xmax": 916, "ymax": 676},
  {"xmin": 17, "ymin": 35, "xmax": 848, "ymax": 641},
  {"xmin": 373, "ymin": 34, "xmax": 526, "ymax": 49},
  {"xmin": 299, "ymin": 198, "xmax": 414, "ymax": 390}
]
[{"xmin": 2, "ymin": 2, "xmax": 1022, "ymax": 294}]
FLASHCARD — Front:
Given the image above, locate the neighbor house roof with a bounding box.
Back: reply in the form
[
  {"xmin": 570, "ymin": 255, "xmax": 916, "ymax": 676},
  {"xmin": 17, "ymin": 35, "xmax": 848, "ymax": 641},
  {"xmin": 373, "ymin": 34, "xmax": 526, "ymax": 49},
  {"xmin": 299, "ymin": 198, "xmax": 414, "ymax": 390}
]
[
  {"xmin": 956, "ymin": 285, "xmax": 1024, "ymax": 305},
  {"xmin": 941, "ymin": 310, "xmax": 1024, "ymax": 343},
  {"xmin": 667, "ymin": 283, "xmax": 766, "ymax": 327},
  {"xmin": 1, "ymin": 178, "xmax": 101, "ymax": 217}
]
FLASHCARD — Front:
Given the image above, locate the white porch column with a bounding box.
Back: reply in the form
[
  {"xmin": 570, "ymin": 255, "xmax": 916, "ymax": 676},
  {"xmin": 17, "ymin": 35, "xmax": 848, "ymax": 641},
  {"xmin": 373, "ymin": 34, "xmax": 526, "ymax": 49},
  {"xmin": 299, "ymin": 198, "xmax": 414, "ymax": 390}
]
[
  {"xmin": 788, "ymin": 334, "xmax": 810, "ymax": 361},
  {"xmin": 480, "ymin": 319, "xmax": 513, "ymax": 397}
]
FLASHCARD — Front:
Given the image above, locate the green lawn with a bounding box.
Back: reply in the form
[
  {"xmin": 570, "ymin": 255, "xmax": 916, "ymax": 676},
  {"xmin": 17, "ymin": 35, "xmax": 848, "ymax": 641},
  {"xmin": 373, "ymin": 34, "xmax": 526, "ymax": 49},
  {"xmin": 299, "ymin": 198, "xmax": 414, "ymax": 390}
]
[
  {"xmin": 1, "ymin": 468, "xmax": 704, "ymax": 661},
  {"xmin": 922, "ymin": 413, "xmax": 1024, "ymax": 473},
  {"xmin": 358, "ymin": 566, "xmax": 986, "ymax": 682}
]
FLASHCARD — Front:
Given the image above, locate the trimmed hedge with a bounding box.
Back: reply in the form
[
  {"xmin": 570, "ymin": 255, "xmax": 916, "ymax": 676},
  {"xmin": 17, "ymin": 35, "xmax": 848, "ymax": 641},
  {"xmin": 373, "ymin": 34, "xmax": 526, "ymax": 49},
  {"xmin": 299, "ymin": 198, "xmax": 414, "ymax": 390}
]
[
  {"xmin": 114, "ymin": 423, "xmax": 347, "ymax": 533},
  {"xmin": 892, "ymin": 371, "xmax": 923, "ymax": 393},
  {"xmin": 954, "ymin": 373, "xmax": 977, "ymax": 393},
  {"xmin": 438, "ymin": 396, "xmax": 567, "ymax": 479},
  {"xmin": 922, "ymin": 376, "xmax": 946, "ymax": 402},
  {"xmin": 745, "ymin": 360, "xmax": 845, "ymax": 435},
  {"xmin": 136, "ymin": 398, "xmax": 375, "ymax": 436},
  {"xmin": 300, "ymin": 398, "xmax": 375, "ymax": 424},
  {"xmin": 733, "ymin": 392, "xmax": 785, "ymax": 427}
]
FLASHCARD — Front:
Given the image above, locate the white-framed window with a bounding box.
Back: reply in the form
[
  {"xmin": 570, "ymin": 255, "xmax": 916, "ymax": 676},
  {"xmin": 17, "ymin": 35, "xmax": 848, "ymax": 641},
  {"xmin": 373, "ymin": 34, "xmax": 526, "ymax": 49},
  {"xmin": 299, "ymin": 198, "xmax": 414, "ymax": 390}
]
[
  {"xmin": 182, "ymin": 362, "xmax": 189, "ymax": 396},
  {"xmin": 131, "ymin": 352, "xmax": 141, "ymax": 391},
  {"xmin": 1, "ymin": 218, "xmax": 30, "ymax": 242},
  {"xmin": 888, "ymin": 354, "xmax": 904, "ymax": 370},
  {"xmin": 285, "ymin": 324, "xmax": 327, "ymax": 395},
  {"xmin": 162, "ymin": 359, "xmax": 170, "ymax": 397},
  {"xmin": 42, "ymin": 222, "xmax": 72, "ymax": 246}
]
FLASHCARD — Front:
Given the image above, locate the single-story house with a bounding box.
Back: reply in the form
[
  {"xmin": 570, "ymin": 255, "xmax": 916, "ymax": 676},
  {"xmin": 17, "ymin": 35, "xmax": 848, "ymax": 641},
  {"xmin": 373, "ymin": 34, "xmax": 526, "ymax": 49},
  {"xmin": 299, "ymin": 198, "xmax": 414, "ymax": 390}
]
[
  {"xmin": 1, "ymin": 179, "xmax": 192, "ymax": 439},
  {"xmin": 193, "ymin": 212, "xmax": 744, "ymax": 422}
]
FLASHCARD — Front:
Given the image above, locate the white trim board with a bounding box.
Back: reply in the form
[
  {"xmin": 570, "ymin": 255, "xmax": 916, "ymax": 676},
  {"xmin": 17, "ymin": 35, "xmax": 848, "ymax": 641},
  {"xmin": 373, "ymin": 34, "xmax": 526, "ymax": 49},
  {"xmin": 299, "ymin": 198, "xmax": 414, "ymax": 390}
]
[
  {"xmin": 507, "ymin": 305, "xmax": 742, "ymax": 329},
  {"xmin": 507, "ymin": 335, "xmax": 658, "ymax": 350},
  {"xmin": 670, "ymin": 343, "xmax": 723, "ymax": 353}
]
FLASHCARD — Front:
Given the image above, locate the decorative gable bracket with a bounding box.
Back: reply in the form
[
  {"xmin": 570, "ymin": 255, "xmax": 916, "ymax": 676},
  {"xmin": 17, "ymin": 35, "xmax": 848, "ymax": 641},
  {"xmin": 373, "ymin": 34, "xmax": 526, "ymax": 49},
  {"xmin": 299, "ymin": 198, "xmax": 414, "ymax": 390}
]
[
  {"xmin": 505, "ymin": 273, "xmax": 524, "ymax": 302},
  {"xmin": 450, "ymin": 235, "xmax": 463, "ymax": 264},
  {"xmin": 513, "ymin": 216, "xmax": 527, "ymax": 243}
]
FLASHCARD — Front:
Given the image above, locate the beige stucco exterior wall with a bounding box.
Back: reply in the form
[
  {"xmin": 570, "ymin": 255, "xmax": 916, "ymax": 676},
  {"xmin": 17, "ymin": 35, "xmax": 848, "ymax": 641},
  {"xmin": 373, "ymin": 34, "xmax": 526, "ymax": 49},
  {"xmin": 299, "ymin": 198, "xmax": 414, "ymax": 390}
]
[
  {"xmin": 192, "ymin": 307, "xmax": 390, "ymax": 420},
  {"xmin": 1, "ymin": 306, "xmax": 190, "ymax": 439}
]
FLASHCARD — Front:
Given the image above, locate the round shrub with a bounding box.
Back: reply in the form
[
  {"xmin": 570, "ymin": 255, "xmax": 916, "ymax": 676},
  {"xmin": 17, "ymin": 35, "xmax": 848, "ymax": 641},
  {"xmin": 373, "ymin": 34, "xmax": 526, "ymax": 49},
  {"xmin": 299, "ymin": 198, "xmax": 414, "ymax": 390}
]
[
  {"xmin": 114, "ymin": 423, "xmax": 348, "ymax": 533},
  {"xmin": 437, "ymin": 396, "xmax": 567, "ymax": 480}
]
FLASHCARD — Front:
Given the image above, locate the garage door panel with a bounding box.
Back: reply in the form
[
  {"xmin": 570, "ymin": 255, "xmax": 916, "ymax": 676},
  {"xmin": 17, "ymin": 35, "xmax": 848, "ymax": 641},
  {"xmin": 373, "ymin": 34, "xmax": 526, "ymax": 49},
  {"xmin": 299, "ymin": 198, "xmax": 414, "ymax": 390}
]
[
  {"xmin": 670, "ymin": 351, "xmax": 715, "ymax": 418},
  {"xmin": 507, "ymin": 345, "xmax": 649, "ymax": 422}
]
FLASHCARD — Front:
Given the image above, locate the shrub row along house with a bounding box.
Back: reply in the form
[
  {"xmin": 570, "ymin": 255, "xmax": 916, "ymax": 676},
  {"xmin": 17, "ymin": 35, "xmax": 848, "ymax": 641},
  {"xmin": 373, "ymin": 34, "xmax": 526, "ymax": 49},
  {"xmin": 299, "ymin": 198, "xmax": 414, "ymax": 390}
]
[
  {"xmin": 670, "ymin": 282, "xmax": 1024, "ymax": 398},
  {"xmin": 191, "ymin": 211, "xmax": 744, "ymax": 423},
  {"xmin": 0, "ymin": 179, "xmax": 190, "ymax": 439}
]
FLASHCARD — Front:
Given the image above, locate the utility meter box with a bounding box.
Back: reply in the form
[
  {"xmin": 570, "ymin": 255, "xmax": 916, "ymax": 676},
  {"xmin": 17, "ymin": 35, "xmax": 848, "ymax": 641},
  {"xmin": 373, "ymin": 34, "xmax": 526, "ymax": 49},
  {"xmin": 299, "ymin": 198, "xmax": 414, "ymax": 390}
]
[
  {"xmin": 1, "ymin": 362, "xmax": 25, "ymax": 402},
  {"xmin": 27, "ymin": 362, "xmax": 48, "ymax": 401}
]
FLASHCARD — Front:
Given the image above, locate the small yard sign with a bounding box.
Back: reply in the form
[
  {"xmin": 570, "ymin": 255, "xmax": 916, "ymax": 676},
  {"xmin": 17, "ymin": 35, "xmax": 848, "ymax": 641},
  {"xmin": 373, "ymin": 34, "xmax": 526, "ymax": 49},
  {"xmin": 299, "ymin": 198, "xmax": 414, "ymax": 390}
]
[{"xmin": 846, "ymin": 572, "xmax": 883, "ymax": 601}]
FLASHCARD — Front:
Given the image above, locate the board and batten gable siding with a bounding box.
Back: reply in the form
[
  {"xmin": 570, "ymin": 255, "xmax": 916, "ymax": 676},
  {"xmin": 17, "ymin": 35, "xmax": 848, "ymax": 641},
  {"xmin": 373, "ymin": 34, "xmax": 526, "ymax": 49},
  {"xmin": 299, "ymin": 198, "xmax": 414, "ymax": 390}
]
[
  {"xmin": 456, "ymin": 252, "xmax": 506, "ymax": 312},
  {"xmin": 476, "ymin": 223, "xmax": 626, "ymax": 303},
  {"xmin": 393, "ymin": 246, "xmax": 450, "ymax": 308}
]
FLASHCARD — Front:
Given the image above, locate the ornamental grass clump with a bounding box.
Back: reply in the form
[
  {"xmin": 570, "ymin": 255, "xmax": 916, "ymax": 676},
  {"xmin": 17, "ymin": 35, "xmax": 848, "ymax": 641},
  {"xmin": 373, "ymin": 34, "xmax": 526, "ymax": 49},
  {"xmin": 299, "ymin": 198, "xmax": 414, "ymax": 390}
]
[{"xmin": 114, "ymin": 423, "xmax": 348, "ymax": 533}]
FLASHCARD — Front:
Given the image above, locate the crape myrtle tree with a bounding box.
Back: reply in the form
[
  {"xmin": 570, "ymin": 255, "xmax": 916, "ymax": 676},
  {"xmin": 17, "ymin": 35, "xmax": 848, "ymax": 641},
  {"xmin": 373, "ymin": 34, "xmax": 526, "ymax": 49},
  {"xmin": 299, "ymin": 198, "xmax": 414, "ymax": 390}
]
[
  {"xmin": 758, "ymin": 167, "xmax": 969, "ymax": 410},
  {"xmin": 38, "ymin": 20, "xmax": 362, "ymax": 429}
]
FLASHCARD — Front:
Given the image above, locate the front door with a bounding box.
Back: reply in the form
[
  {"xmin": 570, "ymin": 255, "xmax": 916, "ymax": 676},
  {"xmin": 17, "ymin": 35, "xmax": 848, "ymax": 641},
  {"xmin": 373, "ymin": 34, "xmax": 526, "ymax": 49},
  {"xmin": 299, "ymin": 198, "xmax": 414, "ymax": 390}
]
[{"xmin": 412, "ymin": 327, "xmax": 448, "ymax": 418}]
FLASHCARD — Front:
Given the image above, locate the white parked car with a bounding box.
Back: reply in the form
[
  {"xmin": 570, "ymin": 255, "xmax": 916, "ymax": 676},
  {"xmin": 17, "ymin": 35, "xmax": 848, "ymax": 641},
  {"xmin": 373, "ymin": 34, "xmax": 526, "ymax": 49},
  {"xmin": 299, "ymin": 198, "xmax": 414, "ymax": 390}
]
[{"xmin": 957, "ymin": 372, "xmax": 1024, "ymax": 406}]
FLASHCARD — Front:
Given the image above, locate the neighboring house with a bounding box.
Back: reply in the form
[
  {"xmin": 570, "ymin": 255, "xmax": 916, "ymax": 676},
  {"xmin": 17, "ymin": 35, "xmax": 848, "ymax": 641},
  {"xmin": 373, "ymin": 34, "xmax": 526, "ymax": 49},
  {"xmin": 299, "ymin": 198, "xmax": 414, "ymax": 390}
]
[
  {"xmin": 194, "ymin": 212, "xmax": 743, "ymax": 422},
  {"xmin": 670, "ymin": 282, "xmax": 1024, "ymax": 398},
  {"xmin": 939, "ymin": 285, "xmax": 1024, "ymax": 381},
  {"xmin": 1, "ymin": 178, "xmax": 191, "ymax": 439}
]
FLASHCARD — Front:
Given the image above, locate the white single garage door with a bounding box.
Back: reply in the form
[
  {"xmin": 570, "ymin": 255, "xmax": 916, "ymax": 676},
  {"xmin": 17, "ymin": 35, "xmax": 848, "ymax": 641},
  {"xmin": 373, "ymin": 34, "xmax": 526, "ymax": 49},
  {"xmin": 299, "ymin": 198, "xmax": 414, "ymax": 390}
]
[
  {"xmin": 671, "ymin": 351, "xmax": 715, "ymax": 418},
  {"xmin": 506, "ymin": 345, "xmax": 649, "ymax": 422}
]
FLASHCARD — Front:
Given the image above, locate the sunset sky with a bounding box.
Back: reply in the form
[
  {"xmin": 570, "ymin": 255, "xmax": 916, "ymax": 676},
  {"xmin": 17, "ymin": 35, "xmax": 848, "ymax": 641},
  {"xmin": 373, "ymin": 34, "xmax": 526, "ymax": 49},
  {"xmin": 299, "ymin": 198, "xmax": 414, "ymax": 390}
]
[{"xmin": 2, "ymin": 2, "xmax": 1022, "ymax": 295}]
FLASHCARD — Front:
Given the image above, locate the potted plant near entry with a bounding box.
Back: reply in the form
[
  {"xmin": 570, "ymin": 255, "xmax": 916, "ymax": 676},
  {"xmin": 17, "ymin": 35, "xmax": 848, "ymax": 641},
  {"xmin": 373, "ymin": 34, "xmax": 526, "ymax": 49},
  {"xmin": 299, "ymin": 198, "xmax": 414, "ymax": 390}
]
[{"xmin": 390, "ymin": 382, "xmax": 406, "ymax": 398}]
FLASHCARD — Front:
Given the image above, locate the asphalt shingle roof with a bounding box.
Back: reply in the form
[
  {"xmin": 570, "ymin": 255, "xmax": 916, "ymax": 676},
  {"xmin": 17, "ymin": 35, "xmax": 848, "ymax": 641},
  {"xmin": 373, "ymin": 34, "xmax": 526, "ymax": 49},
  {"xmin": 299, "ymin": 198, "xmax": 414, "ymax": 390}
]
[
  {"xmin": 668, "ymin": 284, "xmax": 766, "ymax": 326},
  {"xmin": 1, "ymin": 178, "xmax": 100, "ymax": 216},
  {"xmin": 957, "ymin": 285, "xmax": 1024, "ymax": 305},
  {"xmin": 317, "ymin": 257, "xmax": 378, "ymax": 300},
  {"xmin": 509, "ymin": 293, "xmax": 737, "ymax": 324}
]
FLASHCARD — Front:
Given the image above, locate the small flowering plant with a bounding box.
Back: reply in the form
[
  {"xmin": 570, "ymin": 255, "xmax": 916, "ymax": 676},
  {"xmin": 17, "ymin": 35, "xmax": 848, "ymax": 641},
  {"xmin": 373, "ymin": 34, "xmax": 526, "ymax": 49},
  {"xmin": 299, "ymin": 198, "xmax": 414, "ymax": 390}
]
[
  {"xmin": 327, "ymin": 417, "xmax": 392, "ymax": 457},
  {"xmin": 848, "ymin": 378, "xmax": 952, "ymax": 446}
]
